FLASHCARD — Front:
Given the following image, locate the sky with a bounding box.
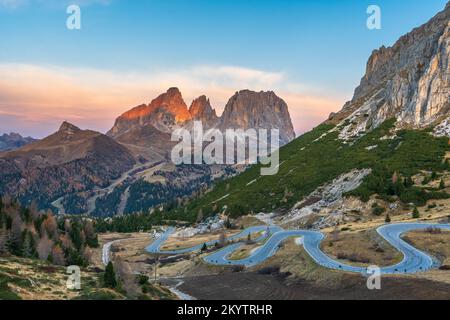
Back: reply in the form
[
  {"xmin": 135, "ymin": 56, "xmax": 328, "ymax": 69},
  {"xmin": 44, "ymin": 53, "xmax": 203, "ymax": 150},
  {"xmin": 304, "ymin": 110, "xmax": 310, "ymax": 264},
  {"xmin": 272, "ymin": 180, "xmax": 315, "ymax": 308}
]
[{"xmin": 0, "ymin": 0, "xmax": 448, "ymax": 138}]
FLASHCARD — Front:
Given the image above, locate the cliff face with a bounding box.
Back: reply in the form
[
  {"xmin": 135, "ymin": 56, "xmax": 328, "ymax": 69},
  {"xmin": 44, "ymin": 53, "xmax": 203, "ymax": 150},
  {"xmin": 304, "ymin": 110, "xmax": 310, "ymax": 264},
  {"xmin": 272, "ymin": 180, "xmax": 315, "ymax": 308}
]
[
  {"xmin": 189, "ymin": 95, "xmax": 219, "ymax": 129},
  {"xmin": 108, "ymin": 87, "xmax": 192, "ymax": 137},
  {"xmin": 329, "ymin": 3, "xmax": 449, "ymax": 138},
  {"xmin": 219, "ymin": 90, "xmax": 296, "ymax": 145},
  {"xmin": 108, "ymin": 88, "xmax": 296, "ymax": 159}
]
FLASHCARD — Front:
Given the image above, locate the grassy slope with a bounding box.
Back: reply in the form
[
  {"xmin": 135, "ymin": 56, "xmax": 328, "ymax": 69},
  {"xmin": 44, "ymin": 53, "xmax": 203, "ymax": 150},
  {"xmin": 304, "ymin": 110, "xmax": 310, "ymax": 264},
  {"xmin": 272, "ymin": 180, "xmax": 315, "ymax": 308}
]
[{"xmin": 152, "ymin": 119, "xmax": 449, "ymax": 223}]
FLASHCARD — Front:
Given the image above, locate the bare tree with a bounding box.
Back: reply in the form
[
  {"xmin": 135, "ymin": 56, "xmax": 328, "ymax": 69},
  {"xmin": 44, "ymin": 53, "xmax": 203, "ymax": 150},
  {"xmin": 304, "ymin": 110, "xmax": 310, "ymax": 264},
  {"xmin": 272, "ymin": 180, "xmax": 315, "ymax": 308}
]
[
  {"xmin": 37, "ymin": 234, "xmax": 54, "ymax": 260},
  {"xmin": 218, "ymin": 230, "xmax": 227, "ymax": 248},
  {"xmin": 196, "ymin": 208, "xmax": 203, "ymax": 223},
  {"xmin": 115, "ymin": 257, "xmax": 140, "ymax": 298},
  {"xmin": 10, "ymin": 215, "xmax": 23, "ymax": 249},
  {"xmin": 0, "ymin": 227, "xmax": 10, "ymax": 254},
  {"xmin": 59, "ymin": 233, "xmax": 74, "ymax": 251},
  {"xmin": 42, "ymin": 213, "xmax": 58, "ymax": 239},
  {"xmin": 51, "ymin": 245, "xmax": 66, "ymax": 265}
]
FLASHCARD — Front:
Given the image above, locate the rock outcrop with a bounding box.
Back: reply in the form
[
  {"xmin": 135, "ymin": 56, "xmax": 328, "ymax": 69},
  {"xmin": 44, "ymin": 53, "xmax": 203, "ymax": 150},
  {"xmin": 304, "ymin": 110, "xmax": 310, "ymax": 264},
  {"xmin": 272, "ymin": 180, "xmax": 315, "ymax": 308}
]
[
  {"xmin": 189, "ymin": 95, "xmax": 219, "ymax": 129},
  {"xmin": 329, "ymin": 3, "xmax": 449, "ymax": 138},
  {"xmin": 108, "ymin": 87, "xmax": 192, "ymax": 137},
  {"xmin": 219, "ymin": 90, "xmax": 296, "ymax": 145},
  {"xmin": 108, "ymin": 88, "xmax": 296, "ymax": 159}
]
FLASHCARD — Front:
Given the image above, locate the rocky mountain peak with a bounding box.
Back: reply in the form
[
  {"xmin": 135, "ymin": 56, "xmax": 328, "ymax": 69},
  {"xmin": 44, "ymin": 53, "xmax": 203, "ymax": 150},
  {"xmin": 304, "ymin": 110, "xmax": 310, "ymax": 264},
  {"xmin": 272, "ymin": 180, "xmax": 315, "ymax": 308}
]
[
  {"xmin": 108, "ymin": 88, "xmax": 192, "ymax": 136},
  {"xmin": 59, "ymin": 121, "xmax": 81, "ymax": 133},
  {"xmin": 219, "ymin": 90, "xmax": 296, "ymax": 145},
  {"xmin": 189, "ymin": 95, "xmax": 219, "ymax": 128},
  {"xmin": 148, "ymin": 87, "xmax": 192, "ymax": 124},
  {"xmin": 108, "ymin": 88, "xmax": 296, "ymax": 153}
]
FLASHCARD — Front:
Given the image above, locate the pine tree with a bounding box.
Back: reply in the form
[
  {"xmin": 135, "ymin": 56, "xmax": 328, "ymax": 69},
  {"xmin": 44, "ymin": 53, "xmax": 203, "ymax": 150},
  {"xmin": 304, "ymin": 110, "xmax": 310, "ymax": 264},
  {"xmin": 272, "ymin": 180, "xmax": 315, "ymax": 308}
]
[
  {"xmin": 385, "ymin": 214, "xmax": 391, "ymax": 223},
  {"xmin": 21, "ymin": 231, "xmax": 34, "ymax": 258},
  {"xmin": 201, "ymin": 243, "xmax": 207, "ymax": 252},
  {"xmin": 104, "ymin": 262, "xmax": 117, "ymax": 288},
  {"xmin": 431, "ymin": 171, "xmax": 438, "ymax": 180},
  {"xmin": 439, "ymin": 178, "xmax": 446, "ymax": 189},
  {"xmin": 412, "ymin": 207, "xmax": 420, "ymax": 219}
]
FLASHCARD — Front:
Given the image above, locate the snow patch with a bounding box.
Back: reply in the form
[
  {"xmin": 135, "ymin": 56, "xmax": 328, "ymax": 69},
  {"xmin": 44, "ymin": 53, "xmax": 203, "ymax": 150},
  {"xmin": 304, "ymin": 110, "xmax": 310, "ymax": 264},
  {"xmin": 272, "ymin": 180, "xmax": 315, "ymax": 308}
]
[{"xmin": 433, "ymin": 117, "xmax": 450, "ymax": 138}]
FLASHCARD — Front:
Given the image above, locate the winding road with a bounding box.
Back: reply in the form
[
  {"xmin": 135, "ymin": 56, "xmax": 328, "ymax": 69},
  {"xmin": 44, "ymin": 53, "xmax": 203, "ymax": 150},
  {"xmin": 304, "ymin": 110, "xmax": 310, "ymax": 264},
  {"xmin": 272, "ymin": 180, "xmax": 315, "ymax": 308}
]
[{"xmin": 146, "ymin": 223, "xmax": 450, "ymax": 275}]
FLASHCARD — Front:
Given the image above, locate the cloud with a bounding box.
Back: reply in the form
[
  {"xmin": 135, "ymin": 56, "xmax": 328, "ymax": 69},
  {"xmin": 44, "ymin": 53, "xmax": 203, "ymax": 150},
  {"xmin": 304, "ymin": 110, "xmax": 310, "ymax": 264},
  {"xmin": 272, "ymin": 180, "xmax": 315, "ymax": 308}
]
[
  {"xmin": 0, "ymin": 0, "xmax": 110, "ymax": 10},
  {"xmin": 0, "ymin": 63, "xmax": 346, "ymax": 138},
  {"xmin": 0, "ymin": 0, "xmax": 26, "ymax": 9}
]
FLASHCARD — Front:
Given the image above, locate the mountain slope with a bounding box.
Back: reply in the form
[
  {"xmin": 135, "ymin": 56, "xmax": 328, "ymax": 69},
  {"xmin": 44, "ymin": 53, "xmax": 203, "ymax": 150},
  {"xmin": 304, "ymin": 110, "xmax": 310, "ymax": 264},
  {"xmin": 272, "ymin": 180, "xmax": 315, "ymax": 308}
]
[{"xmin": 0, "ymin": 122, "xmax": 136, "ymax": 210}]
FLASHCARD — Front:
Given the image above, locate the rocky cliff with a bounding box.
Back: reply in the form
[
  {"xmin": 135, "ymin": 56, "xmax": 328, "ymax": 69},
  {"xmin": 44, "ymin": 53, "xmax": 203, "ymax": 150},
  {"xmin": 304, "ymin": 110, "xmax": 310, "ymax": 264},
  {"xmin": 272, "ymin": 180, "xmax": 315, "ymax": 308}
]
[
  {"xmin": 108, "ymin": 87, "xmax": 192, "ymax": 137},
  {"xmin": 189, "ymin": 95, "xmax": 219, "ymax": 129},
  {"xmin": 219, "ymin": 90, "xmax": 296, "ymax": 145},
  {"xmin": 328, "ymin": 3, "xmax": 449, "ymax": 139},
  {"xmin": 108, "ymin": 88, "xmax": 296, "ymax": 159}
]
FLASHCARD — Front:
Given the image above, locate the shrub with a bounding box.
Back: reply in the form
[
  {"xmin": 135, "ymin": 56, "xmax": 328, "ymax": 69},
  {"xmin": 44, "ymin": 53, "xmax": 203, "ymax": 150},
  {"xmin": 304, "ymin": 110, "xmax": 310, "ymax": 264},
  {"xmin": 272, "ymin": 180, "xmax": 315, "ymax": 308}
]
[
  {"xmin": 231, "ymin": 265, "xmax": 245, "ymax": 273},
  {"xmin": 372, "ymin": 206, "xmax": 386, "ymax": 216},
  {"xmin": 385, "ymin": 214, "xmax": 391, "ymax": 223},
  {"xmin": 412, "ymin": 207, "xmax": 420, "ymax": 219}
]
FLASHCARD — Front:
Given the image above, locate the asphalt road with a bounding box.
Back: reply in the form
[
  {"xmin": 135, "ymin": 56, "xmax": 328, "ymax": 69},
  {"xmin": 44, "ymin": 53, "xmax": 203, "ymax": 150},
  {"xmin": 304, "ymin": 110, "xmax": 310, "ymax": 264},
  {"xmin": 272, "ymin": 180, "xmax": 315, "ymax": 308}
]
[{"xmin": 146, "ymin": 223, "xmax": 450, "ymax": 275}]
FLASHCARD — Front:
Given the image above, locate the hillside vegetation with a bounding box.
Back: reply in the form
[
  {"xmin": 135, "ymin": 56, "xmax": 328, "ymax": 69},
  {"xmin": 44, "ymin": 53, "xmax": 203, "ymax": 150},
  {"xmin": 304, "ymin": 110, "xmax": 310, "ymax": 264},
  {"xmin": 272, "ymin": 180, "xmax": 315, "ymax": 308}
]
[{"xmin": 157, "ymin": 119, "xmax": 449, "ymax": 223}]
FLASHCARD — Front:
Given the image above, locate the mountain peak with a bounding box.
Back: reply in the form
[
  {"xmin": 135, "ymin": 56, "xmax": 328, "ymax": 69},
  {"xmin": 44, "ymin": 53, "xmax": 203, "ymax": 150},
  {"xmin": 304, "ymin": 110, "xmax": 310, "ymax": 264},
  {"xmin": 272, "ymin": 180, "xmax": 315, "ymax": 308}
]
[
  {"xmin": 0, "ymin": 132, "xmax": 37, "ymax": 152},
  {"xmin": 189, "ymin": 95, "xmax": 219, "ymax": 128},
  {"xmin": 165, "ymin": 87, "xmax": 182, "ymax": 96},
  {"xmin": 219, "ymin": 90, "xmax": 295, "ymax": 145},
  {"xmin": 59, "ymin": 121, "xmax": 81, "ymax": 133}
]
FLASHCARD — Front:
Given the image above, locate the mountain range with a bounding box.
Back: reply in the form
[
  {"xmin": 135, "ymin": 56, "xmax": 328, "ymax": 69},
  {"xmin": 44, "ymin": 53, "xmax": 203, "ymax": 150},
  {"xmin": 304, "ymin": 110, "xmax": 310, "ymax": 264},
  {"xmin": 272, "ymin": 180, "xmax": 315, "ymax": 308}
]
[
  {"xmin": 0, "ymin": 133, "xmax": 36, "ymax": 152},
  {"xmin": 0, "ymin": 3, "xmax": 448, "ymax": 221},
  {"xmin": 0, "ymin": 89, "xmax": 295, "ymax": 215}
]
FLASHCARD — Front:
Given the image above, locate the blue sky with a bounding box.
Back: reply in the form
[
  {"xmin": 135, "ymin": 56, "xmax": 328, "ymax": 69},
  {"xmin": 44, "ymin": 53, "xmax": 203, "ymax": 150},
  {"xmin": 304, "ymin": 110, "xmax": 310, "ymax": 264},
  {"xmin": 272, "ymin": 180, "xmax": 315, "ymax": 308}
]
[{"xmin": 0, "ymin": 0, "xmax": 448, "ymax": 137}]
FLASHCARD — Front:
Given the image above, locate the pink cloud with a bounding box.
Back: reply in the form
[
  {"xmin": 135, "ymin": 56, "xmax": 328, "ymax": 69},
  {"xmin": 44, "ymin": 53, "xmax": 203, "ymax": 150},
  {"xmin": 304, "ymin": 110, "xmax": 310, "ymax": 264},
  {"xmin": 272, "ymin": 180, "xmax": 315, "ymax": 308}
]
[{"xmin": 0, "ymin": 63, "xmax": 346, "ymax": 138}]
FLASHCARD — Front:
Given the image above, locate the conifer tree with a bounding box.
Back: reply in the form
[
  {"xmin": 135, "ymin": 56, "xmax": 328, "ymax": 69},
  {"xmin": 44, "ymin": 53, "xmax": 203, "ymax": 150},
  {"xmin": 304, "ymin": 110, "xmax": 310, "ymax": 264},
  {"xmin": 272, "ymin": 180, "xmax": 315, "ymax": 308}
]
[
  {"xmin": 412, "ymin": 207, "xmax": 420, "ymax": 219},
  {"xmin": 104, "ymin": 262, "xmax": 117, "ymax": 288}
]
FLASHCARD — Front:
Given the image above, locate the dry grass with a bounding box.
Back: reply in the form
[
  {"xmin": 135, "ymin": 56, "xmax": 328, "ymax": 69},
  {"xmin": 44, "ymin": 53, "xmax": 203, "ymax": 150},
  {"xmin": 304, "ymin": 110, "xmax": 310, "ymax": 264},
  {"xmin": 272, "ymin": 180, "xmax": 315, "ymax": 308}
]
[
  {"xmin": 252, "ymin": 238, "xmax": 351, "ymax": 288},
  {"xmin": 0, "ymin": 256, "xmax": 111, "ymax": 300},
  {"xmin": 236, "ymin": 215, "xmax": 266, "ymax": 228},
  {"xmin": 228, "ymin": 244, "xmax": 260, "ymax": 260},
  {"xmin": 403, "ymin": 229, "xmax": 450, "ymax": 284},
  {"xmin": 321, "ymin": 229, "xmax": 403, "ymax": 267},
  {"xmin": 161, "ymin": 229, "xmax": 251, "ymax": 251}
]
